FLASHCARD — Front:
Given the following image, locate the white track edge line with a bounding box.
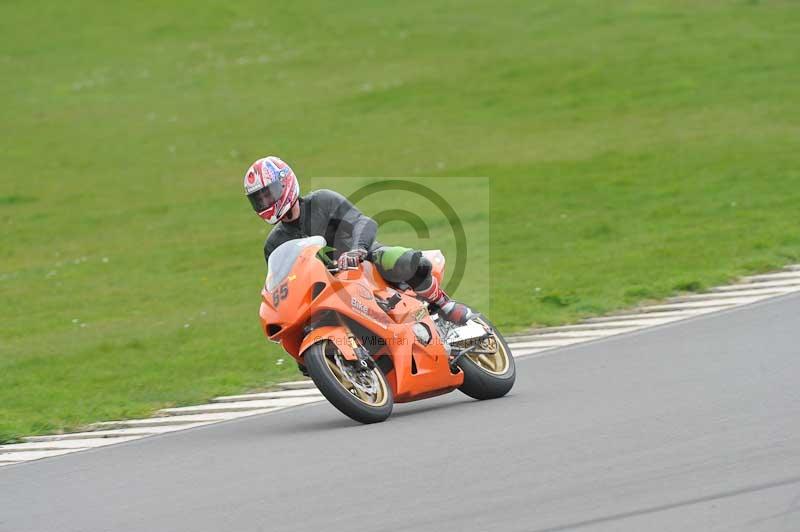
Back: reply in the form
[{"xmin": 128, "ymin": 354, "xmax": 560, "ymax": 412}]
[{"xmin": 3, "ymin": 265, "xmax": 798, "ymax": 465}]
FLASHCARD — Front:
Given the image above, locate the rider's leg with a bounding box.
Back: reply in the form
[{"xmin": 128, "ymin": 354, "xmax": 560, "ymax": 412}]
[
  {"xmin": 371, "ymin": 246, "xmax": 475, "ymax": 325},
  {"xmin": 370, "ymin": 246, "xmax": 419, "ymax": 284},
  {"xmin": 412, "ymin": 266, "xmax": 475, "ymax": 325}
]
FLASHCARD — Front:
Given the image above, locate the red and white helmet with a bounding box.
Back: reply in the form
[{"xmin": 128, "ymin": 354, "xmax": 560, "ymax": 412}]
[{"xmin": 243, "ymin": 156, "xmax": 300, "ymax": 224}]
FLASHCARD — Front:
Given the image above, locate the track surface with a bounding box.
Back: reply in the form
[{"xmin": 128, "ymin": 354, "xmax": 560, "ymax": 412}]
[{"xmin": 2, "ymin": 295, "xmax": 799, "ymax": 532}]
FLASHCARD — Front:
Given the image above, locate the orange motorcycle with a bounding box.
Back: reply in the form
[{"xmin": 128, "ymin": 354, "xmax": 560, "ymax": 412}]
[{"xmin": 259, "ymin": 236, "xmax": 515, "ymax": 423}]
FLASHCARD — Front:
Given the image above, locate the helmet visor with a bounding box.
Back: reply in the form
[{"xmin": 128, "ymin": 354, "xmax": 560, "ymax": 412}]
[{"xmin": 247, "ymin": 180, "xmax": 284, "ymax": 213}]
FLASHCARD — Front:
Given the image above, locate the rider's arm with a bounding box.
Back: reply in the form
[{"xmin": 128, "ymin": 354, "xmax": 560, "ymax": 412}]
[
  {"xmin": 314, "ymin": 189, "xmax": 377, "ymax": 252},
  {"xmin": 346, "ymin": 204, "xmax": 377, "ymax": 252},
  {"xmin": 263, "ymin": 227, "xmax": 288, "ymax": 266}
]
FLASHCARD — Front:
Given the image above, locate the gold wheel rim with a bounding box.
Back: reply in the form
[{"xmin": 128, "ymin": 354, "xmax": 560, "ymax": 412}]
[
  {"xmin": 465, "ymin": 318, "xmax": 511, "ymax": 375},
  {"xmin": 324, "ymin": 347, "xmax": 389, "ymax": 407}
]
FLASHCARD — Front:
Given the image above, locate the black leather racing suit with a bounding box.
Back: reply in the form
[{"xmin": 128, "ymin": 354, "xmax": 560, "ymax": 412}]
[{"xmin": 263, "ymin": 189, "xmax": 433, "ymax": 291}]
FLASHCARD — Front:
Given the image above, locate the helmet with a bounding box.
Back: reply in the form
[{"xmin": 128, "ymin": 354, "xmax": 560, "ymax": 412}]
[{"xmin": 243, "ymin": 156, "xmax": 300, "ymax": 224}]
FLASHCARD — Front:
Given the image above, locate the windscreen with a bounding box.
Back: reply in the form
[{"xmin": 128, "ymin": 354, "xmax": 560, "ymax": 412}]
[{"xmin": 266, "ymin": 236, "xmax": 326, "ymax": 291}]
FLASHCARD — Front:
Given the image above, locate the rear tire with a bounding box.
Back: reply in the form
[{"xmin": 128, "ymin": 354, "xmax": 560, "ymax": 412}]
[
  {"xmin": 456, "ymin": 317, "xmax": 516, "ymax": 400},
  {"xmin": 304, "ymin": 340, "xmax": 393, "ymax": 424}
]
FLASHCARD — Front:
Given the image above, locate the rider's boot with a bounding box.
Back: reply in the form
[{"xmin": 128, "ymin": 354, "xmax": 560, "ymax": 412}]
[{"xmin": 415, "ymin": 276, "xmax": 475, "ymax": 325}]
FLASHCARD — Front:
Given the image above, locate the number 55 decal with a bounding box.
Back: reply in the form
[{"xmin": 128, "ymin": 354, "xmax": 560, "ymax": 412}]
[{"xmin": 272, "ymin": 283, "xmax": 289, "ymax": 307}]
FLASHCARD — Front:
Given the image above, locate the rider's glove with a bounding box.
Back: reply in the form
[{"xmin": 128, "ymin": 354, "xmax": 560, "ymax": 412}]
[{"xmin": 337, "ymin": 248, "xmax": 368, "ymax": 270}]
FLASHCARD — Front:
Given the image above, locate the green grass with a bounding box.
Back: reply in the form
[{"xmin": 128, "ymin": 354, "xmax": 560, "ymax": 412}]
[{"xmin": 1, "ymin": 0, "xmax": 799, "ymax": 443}]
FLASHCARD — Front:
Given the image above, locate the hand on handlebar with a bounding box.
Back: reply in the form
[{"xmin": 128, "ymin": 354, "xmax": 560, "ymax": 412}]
[{"xmin": 337, "ymin": 248, "xmax": 369, "ymax": 270}]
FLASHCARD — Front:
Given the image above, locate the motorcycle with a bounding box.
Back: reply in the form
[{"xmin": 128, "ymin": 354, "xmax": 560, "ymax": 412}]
[{"xmin": 259, "ymin": 236, "xmax": 515, "ymax": 423}]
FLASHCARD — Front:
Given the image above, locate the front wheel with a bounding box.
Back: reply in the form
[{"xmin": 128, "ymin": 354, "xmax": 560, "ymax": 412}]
[
  {"xmin": 454, "ymin": 316, "xmax": 516, "ymax": 400},
  {"xmin": 304, "ymin": 340, "xmax": 393, "ymax": 424}
]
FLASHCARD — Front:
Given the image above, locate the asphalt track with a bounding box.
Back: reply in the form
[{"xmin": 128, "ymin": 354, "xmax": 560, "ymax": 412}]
[{"xmin": 2, "ymin": 294, "xmax": 799, "ymax": 532}]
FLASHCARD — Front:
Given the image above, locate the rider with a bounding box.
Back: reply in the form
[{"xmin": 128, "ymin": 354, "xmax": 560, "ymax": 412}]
[{"xmin": 243, "ymin": 155, "xmax": 475, "ymax": 325}]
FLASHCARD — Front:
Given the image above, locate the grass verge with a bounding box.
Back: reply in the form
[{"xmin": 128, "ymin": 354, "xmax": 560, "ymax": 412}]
[{"xmin": 1, "ymin": 0, "xmax": 799, "ymax": 442}]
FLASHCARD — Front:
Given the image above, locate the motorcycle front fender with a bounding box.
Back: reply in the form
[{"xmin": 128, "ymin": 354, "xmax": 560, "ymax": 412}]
[{"xmin": 299, "ymin": 325, "xmax": 359, "ymax": 362}]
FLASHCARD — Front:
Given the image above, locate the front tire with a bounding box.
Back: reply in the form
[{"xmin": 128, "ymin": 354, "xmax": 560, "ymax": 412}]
[
  {"xmin": 455, "ymin": 316, "xmax": 516, "ymax": 400},
  {"xmin": 304, "ymin": 340, "xmax": 393, "ymax": 424}
]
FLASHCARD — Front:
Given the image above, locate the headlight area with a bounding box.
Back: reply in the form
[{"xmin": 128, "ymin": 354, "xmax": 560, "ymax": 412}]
[
  {"xmin": 311, "ymin": 281, "xmax": 326, "ymax": 300},
  {"xmin": 266, "ymin": 323, "xmax": 283, "ymax": 343}
]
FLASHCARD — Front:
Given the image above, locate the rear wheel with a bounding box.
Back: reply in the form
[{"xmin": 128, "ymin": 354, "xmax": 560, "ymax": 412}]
[
  {"xmin": 304, "ymin": 340, "xmax": 393, "ymax": 424},
  {"xmin": 454, "ymin": 316, "xmax": 516, "ymax": 400}
]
